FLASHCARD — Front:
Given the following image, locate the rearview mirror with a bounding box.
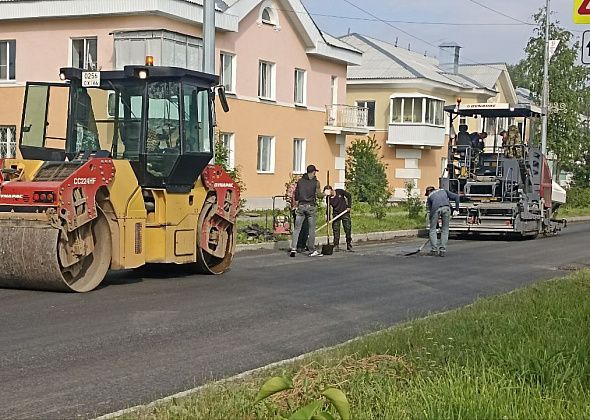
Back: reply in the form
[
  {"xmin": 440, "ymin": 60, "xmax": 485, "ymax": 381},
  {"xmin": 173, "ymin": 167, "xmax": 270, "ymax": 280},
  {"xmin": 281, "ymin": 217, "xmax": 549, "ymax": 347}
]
[{"xmin": 217, "ymin": 86, "xmax": 229, "ymax": 113}]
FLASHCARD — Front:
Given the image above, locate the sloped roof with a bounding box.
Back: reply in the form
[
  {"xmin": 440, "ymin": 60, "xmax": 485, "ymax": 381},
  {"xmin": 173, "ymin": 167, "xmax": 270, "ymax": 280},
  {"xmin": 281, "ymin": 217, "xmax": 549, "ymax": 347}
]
[
  {"xmin": 0, "ymin": 0, "xmax": 362, "ymax": 64},
  {"xmin": 458, "ymin": 63, "xmax": 506, "ymax": 90},
  {"xmin": 340, "ymin": 33, "xmax": 493, "ymax": 93}
]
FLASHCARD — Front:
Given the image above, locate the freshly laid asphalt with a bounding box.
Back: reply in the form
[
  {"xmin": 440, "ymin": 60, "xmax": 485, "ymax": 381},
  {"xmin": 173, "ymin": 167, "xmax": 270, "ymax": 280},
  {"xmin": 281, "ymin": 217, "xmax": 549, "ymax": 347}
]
[{"xmin": 1, "ymin": 223, "xmax": 589, "ymax": 419}]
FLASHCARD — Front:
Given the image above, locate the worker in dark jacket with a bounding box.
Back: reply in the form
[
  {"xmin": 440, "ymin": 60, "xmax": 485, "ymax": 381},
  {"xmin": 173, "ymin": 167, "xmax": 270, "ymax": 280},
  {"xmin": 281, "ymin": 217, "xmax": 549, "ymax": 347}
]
[
  {"xmin": 425, "ymin": 186, "xmax": 460, "ymax": 257},
  {"xmin": 324, "ymin": 186, "xmax": 353, "ymax": 251},
  {"xmin": 290, "ymin": 165, "xmax": 322, "ymax": 257}
]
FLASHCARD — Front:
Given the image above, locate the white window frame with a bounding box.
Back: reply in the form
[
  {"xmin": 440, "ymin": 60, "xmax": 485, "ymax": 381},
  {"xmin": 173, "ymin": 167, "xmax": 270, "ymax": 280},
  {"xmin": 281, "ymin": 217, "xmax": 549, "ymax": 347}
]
[
  {"xmin": 292, "ymin": 138, "xmax": 306, "ymax": 174},
  {"xmin": 0, "ymin": 40, "xmax": 15, "ymax": 81},
  {"xmin": 259, "ymin": 2, "xmax": 279, "ymax": 26},
  {"xmin": 257, "ymin": 135, "xmax": 275, "ymax": 173},
  {"xmin": 70, "ymin": 37, "xmax": 98, "ymax": 70},
  {"xmin": 294, "ymin": 68, "xmax": 307, "ymax": 106},
  {"xmin": 258, "ymin": 60, "xmax": 276, "ymax": 101},
  {"xmin": 330, "ymin": 75, "xmax": 338, "ymax": 105},
  {"xmin": 0, "ymin": 125, "xmax": 16, "ymax": 158},
  {"xmin": 220, "ymin": 132, "xmax": 235, "ymax": 169},
  {"xmin": 355, "ymin": 100, "xmax": 376, "ymax": 128},
  {"xmin": 390, "ymin": 94, "xmax": 445, "ymax": 127},
  {"xmin": 220, "ymin": 52, "xmax": 236, "ymax": 94}
]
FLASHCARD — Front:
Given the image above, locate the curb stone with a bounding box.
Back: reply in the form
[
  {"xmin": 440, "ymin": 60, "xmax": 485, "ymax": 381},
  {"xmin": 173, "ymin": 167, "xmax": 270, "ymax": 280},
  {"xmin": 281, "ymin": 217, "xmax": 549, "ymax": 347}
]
[
  {"xmin": 235, "ymin": 216, "xmax": 590, "ymax": 253},
  {"xmin": 236, "ymin": 229, "xmax": 428, "ymax": 253}
]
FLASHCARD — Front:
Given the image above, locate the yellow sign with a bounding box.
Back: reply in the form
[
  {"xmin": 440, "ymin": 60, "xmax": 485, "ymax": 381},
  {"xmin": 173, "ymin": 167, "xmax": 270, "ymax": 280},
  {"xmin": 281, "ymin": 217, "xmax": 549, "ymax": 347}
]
[{"xmin": 574, "ymin": 0, "xmax": 590, "ymax": 24}]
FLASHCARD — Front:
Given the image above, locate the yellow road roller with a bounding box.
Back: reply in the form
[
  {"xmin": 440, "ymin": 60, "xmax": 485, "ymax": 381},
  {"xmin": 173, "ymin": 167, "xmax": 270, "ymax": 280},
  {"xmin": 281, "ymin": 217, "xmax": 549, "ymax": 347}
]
[{"xmin": 0, "ymin": 63, "xmax": 239, "ymax": 292}]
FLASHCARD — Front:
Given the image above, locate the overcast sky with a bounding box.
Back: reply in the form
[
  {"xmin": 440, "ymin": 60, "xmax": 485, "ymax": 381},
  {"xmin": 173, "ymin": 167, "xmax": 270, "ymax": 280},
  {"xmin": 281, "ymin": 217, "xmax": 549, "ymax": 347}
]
[{"xmin": 300, "ymin": 0, "xmax": 580, "ymax": 65}]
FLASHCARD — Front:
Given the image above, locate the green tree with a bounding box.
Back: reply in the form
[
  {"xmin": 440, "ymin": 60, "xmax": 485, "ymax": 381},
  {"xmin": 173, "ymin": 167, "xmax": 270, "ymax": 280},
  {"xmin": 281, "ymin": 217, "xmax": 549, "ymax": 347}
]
[
  {"xmin": 345, "ymin": 136, "xmax": 390, "ymax": 219},
  {"xmin": 516, "ymin": 9, "xmax": 590, "ymax": 178}
]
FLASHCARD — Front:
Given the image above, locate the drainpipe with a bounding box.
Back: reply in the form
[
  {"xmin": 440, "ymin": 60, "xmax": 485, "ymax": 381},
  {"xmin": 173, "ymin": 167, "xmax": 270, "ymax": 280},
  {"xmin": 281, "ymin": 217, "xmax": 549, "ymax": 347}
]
[{"xmin": 203, "ymin": 0, "xmax": 215, "ymax": 75}]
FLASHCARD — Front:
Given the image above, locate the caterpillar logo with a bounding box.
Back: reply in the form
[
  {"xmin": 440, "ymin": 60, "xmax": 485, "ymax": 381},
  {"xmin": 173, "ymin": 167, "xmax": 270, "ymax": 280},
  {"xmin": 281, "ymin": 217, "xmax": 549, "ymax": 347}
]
[
  {"xmin": 0, "ymin": 194, "xmax": 23, "ymax": 200},
  {"xmin": 73, "ymin": 177, "xmax": 97, "ymax": 185},
  {"xmin": 214, "ymin": 182, "xmax": 234, "ymax": 188}
]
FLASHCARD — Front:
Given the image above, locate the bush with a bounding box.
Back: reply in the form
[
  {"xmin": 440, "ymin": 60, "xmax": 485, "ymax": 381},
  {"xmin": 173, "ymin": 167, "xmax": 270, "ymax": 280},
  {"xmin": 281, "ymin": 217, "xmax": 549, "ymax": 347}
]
[
  {"xmin": 345, "ymin": 136, "xmax": 390, "ymax": 219},
  {"xmin": 403, "ymin": 180, "xmax": 423, "ymax": 219},
  {"xmin": 563, "ymin": 187, "xmax": 590, "ymax": 208}
]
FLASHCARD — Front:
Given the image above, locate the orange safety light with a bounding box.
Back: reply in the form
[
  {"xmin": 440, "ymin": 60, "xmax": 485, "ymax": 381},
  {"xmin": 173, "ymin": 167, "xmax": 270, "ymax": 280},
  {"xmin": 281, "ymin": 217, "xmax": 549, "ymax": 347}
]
[{"xmin": 145, "ymin": 55, "xmax": 154, "ymax": 66}]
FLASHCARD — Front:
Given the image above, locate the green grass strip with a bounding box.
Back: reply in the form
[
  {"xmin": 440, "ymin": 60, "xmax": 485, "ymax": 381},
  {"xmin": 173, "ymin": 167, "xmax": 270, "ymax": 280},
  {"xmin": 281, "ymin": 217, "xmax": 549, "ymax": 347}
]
[{"xmin": 126, "ymin": 270, "xmax": 590, "ymax": 419}]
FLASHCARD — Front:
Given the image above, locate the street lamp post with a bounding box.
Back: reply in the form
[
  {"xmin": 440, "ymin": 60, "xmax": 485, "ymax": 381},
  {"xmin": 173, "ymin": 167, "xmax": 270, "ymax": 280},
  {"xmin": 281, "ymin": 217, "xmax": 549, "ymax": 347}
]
[{"xmin": 541, "ymin": 0, "xmax": 550, "ymax": 156}]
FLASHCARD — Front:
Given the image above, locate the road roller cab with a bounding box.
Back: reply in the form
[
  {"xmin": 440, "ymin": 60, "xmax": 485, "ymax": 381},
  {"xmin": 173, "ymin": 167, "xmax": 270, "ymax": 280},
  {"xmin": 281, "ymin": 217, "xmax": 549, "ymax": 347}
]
[{"xmin": 0, "ymin": 63, "xmax": 240, "ymax": 292}]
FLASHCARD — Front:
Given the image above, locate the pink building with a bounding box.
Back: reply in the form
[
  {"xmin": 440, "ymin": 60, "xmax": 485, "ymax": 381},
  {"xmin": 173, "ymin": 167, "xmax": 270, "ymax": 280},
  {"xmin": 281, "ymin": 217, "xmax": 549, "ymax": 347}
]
[{"xmin": 0, "ymin": 0, "xmax": 367, "ymax": 208}]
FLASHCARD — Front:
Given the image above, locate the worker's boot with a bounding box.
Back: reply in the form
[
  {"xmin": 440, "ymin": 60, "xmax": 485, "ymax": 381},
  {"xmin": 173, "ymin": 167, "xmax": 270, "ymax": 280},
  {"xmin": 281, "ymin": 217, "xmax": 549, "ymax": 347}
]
[
  {"xmin": 334, "ymin": 243, "xmax": 341, "ymax": 252},
  {"xmin": 346, "ymin": 242, "xmax": 353, "ymax": 252}
]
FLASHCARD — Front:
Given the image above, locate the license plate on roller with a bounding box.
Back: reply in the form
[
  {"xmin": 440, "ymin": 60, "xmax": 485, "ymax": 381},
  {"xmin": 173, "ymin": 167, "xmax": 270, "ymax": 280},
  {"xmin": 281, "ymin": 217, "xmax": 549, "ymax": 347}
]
[{"xmin": 82, "ymin": 71, "xmax": 101, "ymax": 87}]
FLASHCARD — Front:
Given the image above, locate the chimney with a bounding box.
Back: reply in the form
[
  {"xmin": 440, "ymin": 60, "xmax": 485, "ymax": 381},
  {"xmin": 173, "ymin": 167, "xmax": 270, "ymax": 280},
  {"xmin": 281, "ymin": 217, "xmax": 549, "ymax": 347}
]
[{"xmin": 439, "ymin": 42, "xmax": 461, "ymax": 74}]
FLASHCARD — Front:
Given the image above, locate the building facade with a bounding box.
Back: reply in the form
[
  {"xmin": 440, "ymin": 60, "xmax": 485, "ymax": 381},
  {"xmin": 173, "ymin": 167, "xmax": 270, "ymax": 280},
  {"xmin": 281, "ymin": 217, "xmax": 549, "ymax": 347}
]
[
  {"xmin": 340, "ymin": 34, "xmax": 517, "ymax": 199},
  {"xmin": 0, "ymin": 0, "xmax": 366, "ymax": 208}
]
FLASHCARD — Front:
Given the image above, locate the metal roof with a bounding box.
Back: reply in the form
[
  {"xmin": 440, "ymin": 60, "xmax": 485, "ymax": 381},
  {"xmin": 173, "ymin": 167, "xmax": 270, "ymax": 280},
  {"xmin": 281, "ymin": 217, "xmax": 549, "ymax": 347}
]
[{"xmin": 340, "ymin": 33, "xmax": 493, "ymax": 92}]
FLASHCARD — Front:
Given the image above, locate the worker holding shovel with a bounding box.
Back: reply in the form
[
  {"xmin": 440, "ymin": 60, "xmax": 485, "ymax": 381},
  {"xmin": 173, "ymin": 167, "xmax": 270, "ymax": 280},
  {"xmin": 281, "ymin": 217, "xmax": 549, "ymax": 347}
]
[{"xmin": 324, "ymin": 186, "xmax": 353, "ymax": 252}]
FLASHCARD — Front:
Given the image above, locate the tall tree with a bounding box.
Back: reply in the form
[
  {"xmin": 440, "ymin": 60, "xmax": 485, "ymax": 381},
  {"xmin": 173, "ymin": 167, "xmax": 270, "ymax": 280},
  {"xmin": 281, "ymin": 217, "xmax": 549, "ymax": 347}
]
[{"xmin": 516, "ymin": 9, "xmax": 590, "ymax": 179}]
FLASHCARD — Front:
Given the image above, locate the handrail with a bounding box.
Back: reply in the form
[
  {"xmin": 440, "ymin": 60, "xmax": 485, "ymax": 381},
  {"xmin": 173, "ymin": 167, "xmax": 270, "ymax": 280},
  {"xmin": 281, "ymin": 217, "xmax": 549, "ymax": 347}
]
[{"xmin": 325, "ymin": 104, "xmax": 368, "ymax": 129}]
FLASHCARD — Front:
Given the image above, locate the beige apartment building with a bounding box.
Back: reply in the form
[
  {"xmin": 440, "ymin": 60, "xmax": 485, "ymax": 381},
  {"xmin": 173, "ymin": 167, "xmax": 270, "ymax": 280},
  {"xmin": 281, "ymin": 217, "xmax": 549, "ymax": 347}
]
[
  {"xmin": 0, "ymin": 0, "xmax": 367, "ymax": 208},
  {"xmin": 340, "ymin": 34, "xmax": 518, "ymax": 199}
]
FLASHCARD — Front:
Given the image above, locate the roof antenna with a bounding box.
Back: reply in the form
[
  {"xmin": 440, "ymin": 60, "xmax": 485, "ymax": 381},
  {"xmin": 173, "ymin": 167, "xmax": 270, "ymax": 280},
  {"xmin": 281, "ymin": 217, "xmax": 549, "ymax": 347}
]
[
  {"xmin": 395, "ymin": 37, "xmax": 398, "ymax": 47},
  {"xmin": 347, "ymin": 27, "xmax": 350, "ymax": 35},
  {"xmin": 424, "ymin": 50, "xmax": 427, "ymax": 57},
  {"xmin": 408, "ymin": 43, "xmax": 411, "ymax": 51}
]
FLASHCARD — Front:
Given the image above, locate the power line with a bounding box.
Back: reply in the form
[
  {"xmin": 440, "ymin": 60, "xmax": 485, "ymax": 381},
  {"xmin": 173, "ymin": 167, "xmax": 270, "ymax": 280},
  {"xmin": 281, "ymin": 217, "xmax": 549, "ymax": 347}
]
[
  {"xmin": 339, "ymin": 0, "xmax": 508, "ymax": 71},
  {"xmin": 464, "ymin": 0, "xmax": 534, "ymax": 26},
  {"xmin": 277, "ymin": 8, "xmax": 530, "ymax": 27}
]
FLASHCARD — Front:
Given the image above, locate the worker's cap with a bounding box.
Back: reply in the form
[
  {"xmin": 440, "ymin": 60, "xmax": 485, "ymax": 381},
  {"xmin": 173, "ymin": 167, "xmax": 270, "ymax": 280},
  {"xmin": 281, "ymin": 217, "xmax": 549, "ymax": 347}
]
[
  {"xmin": 425, "ymin": 186, "xmax": 436, "ymax": 196},
  {"xmin": 306, "ymin": 164, "xmax": 319, "ymax": 173}
]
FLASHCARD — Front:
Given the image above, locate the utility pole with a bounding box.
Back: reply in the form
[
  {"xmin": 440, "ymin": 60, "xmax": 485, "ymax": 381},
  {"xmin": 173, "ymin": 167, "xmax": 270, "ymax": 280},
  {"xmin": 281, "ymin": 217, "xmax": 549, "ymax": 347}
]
[
  {"xmin": 203, "ymin": 0, "xmax": 215, "ymax": 75},
  {"xmin": 541, "ymin": 0, "xmax": 550, "ymax": 156}
]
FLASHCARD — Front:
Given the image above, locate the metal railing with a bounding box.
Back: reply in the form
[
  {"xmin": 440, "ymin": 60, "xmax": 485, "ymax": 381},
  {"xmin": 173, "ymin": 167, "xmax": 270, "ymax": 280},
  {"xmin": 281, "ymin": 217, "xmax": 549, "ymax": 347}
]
[{"xmin": 325, "ymin": 104, "xmax": 368, "ymax": 129}]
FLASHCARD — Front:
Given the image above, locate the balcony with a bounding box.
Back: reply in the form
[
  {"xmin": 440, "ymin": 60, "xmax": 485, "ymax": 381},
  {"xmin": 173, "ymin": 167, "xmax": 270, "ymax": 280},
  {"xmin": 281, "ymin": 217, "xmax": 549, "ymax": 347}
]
[
  {"xmin": 324, "ymin": 104, "xmax": 369, "ymax": 135},
  {"xmin": 387, "ymin": 123, "xmax": 446, "ymax": 148}
]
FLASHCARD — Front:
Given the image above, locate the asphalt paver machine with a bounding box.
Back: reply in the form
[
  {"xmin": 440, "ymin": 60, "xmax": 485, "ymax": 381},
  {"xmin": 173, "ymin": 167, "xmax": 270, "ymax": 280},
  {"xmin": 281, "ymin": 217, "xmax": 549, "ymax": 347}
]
[
  {"xmin": 443, "ymin": 102, "xmax": 566, "ymax": 237},
  {"xmin": 0, "ymin": 62, "xmax": 240, "ymax": 291}
]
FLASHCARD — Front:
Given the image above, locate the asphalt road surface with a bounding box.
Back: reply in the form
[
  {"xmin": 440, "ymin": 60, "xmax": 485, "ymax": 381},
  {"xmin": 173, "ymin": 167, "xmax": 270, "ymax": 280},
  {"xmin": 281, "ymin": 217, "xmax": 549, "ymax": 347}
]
[{"xmin": 1, "ymin": 223, "xmax": 589, "ymax": 419}]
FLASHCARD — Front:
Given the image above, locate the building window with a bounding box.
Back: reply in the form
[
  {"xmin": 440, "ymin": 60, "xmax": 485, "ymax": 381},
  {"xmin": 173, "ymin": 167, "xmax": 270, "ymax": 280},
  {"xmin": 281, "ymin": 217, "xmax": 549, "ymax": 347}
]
[
  {"xmin": 258, "ymin": 61, "xmax": 275, "ymax": 100},
  {"xmin": 391, "ymin": 97, "xmax": 444, "ymax": 125},
  {"xmin": 330, "ymin": 75, "xmax": 338, "ymax": 105},
  {"xmin": 0, "ymin": 40, "xmax": 16, "ymax": 81},
  {"xmin": 459, "ymin": 117, "xmax": 467, "ymax": 126},
  {"xmin": 294, "ymin": 68, "xmax": 306, "ymax": 106},
  {"xmin": 425, "ymin": 98, "xmax": 444, "ymax": 126},
  {"xmin": 257, "ymin": 135, "xmax": 275, "ymax": 173},
  {"xmin": 220, "ymin": 132, "xmax": 235, "ymax": 169},
  {"xmin": 356, "ymin": 100, "xmax": 376, "ymax": 127},
  {"xmin": 71, "ymin": 37, "xmax": 97, "ymax": 70},
  {"xmin": 220, "ymin": 53, "xmax": 235, "ymax": 93},
  {"xmin": 0, "ymin": 126, "xmax": 16, "ymax": 158},
  {"xmin": 293, "ymin": 138, "xmax": 306, "ymax": 174},
  {"xmin": 260, "ymin": 4, "xmax": 278, "ymax": 26},
  {"xmin": 113, "ymin": 30, "xmax": 203, "ymax": 71}
]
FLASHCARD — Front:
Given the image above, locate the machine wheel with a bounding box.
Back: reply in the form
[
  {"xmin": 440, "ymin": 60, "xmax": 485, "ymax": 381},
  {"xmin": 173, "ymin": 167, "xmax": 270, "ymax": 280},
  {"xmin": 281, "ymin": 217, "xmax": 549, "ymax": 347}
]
[
  {"xmin": 194, "ymin": 194, "xmax": 236, "ymax": 275},
  {"xmin": 58, "ymin": 207, "xmax": 112, "ymax": 292},
  {"xmin": 0, "ymin": 207, "xmax": 112, "ymax": 292}
]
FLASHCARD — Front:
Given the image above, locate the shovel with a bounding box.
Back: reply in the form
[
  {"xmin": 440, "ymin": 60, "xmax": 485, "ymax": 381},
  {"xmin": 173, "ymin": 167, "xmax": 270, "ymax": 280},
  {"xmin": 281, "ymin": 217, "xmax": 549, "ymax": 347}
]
[
  {"xmin": 404, "ymin": 239, "xmax": 431, "ymax": 256},
  {"xmin": 321, "ymin": 172, "xmax": 334, "ymax": 255},
  {"xmin": 315, "ymin": 209, "xmax": 350, "ymax": 233}
]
